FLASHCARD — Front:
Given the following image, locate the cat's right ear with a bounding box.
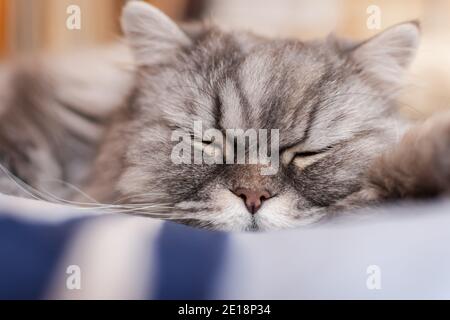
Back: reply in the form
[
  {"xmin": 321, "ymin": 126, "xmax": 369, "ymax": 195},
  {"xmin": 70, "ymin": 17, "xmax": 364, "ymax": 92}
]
[{"xmin": 121, "ymin": 1, "xmax": 191, "ymax": 66}]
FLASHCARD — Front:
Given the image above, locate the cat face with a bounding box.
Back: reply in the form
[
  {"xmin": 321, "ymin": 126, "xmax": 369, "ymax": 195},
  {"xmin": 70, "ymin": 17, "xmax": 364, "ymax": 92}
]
[{"xmin": 118, "ymin": 2, "xmax": 419, "ymax": 231}]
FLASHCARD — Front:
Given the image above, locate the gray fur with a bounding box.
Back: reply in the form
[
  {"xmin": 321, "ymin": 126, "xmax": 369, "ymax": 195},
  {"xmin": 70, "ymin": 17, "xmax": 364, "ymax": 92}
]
[
  {"xmin": 2, "ymin": 2, "xmax": 449, "ymax": 232},
  {"xmin": 89, "ymin": 2, "xmax": 418, "ymax": 231}
]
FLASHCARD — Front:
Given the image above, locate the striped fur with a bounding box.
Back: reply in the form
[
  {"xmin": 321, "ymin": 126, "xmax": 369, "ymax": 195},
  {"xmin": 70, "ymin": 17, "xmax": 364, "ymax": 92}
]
[{"xmin": 1, "ymin": 2, "xmax": 449, "ymax": 231}]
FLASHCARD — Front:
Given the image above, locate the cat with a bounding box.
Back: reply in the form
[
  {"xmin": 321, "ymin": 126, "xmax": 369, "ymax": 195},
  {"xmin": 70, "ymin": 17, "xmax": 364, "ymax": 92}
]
[{"xmin": 0, "ymin": 1, "xmax": 449, "ymax": 231}]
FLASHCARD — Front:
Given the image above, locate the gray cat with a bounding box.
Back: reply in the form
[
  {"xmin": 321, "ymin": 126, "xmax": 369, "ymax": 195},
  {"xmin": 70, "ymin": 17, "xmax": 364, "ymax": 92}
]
[{"xmin": 1, "ymin": 2, "xmax": 449, "ymax": 231}]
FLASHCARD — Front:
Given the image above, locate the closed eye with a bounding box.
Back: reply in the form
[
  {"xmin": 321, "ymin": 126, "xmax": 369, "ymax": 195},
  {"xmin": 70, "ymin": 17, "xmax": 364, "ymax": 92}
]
[
  {"xmin": 294, "ymin": 150, "xmax": 324, "ymax": 158},
  {"xmin": 292, "ymin": 148, "xmax": 331, "ymax": 169}
]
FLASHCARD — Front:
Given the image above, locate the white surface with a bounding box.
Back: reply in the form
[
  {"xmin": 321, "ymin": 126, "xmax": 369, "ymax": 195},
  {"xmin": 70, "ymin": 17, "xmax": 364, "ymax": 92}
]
[{"xmin": 218, "ymin": 200, "xmax": 450, "ymax": 299}]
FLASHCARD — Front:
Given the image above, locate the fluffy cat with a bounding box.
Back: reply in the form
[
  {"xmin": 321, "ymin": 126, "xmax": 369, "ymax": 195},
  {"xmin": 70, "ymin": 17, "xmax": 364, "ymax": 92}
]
[{"xmin": 1, "ymin": 1, "xmax": 449, "ymax": 231}]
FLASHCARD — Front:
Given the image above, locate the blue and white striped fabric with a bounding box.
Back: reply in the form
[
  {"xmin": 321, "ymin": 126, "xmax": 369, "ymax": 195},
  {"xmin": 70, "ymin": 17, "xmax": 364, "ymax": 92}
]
[{"xmin": 1, "ymin": 194, "xmax": 450, "ymax": 300}]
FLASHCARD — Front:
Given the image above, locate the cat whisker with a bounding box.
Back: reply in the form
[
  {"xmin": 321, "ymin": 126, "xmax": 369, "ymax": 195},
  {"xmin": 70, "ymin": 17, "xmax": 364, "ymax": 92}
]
[
  {"xmin": 40, "ymin": 178, "xmax": 102, "ymax": 204},
  {"xmin": 0, "ymin": 164, "xmax": 177, "ymax": 216},
  {"xmin": 112, "ymin": 192, "xmax": 166, "ymax": 204},
  {"xmin": 0, "ymin": 163, "xmax": 52, "ymax": 201}
]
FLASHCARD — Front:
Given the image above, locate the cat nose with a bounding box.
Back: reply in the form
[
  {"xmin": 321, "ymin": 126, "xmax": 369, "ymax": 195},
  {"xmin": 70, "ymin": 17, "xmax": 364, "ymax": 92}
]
[{"xmin": 233, "ymin": 188, "xmax": 271, "ymax": 214}]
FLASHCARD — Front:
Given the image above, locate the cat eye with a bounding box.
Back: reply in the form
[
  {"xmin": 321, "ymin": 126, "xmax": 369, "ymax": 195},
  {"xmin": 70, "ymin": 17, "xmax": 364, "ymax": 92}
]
[
  {"xmin": 291, "ymin": 148, "xmax": 329, "ymax": 169},
  {"xmin": 294, "ymin": 150, "xmax": 323, "ymax": 158}
]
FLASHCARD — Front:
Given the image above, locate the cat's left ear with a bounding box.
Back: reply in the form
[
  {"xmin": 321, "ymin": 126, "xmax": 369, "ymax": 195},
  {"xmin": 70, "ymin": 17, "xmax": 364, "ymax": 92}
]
[
  {"xmin": 349, "ymin": 21, "xmax": 420, "ymax": 86},
  {"xmin": 121, "ymin": 1, "xmax": 191, "ymax": 66}
]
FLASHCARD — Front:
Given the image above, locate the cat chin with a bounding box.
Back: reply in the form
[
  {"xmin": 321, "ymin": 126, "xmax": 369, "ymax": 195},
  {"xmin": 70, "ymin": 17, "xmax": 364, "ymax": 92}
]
[
  {"xmin": 175, "ymin": 190, "xmax": 325, "ymax": 232},
  {"xmin": 174, "ymin": 190, "xmax": 253, "ymax": 232},
  {"xmin": 254, "ymin": 197, "xmax": 325, "ymax": 231}
]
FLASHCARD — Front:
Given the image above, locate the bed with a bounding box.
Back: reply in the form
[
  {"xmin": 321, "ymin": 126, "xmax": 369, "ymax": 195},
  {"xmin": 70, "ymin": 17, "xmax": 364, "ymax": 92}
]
[{"xmin": 1, "ymin": 193, "xmax": 450, "ymax": 300}]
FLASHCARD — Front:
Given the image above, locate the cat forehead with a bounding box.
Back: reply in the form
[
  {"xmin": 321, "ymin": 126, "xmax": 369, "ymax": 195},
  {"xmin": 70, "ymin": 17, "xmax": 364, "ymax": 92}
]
[
  {"xmin": 211, "ymin": 40, "xmax": 343, "ymax": 130},
  {"xmin": 162, "ymin": 32, "xmax": 378, "ymax": 148},
  {"xmin": 186, "ymin": 30, "xmax": 330, "ymax": 82},
  {"xmin": 189, "ymin": 35, "xmax": 337, "ymax": 121}
]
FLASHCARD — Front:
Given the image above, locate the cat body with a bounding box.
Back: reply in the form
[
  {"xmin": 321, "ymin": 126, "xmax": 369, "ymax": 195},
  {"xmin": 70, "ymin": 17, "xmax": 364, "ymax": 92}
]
[{"xmin": 1, "ymin": 2, "xmax": 449, "ymax": 231}]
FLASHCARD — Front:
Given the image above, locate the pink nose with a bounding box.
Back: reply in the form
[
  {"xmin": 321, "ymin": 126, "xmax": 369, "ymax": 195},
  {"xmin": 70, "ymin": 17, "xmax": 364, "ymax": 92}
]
[{"xmin": 233, "ymin": 188, "xmax": 271, "ymax": 214}]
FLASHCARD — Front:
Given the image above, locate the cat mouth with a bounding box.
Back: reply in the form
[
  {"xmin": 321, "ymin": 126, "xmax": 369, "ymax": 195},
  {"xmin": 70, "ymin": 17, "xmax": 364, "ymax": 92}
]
[{"xmin": 248, "ymin": 218, "xmax": 260, "ymax": 232}]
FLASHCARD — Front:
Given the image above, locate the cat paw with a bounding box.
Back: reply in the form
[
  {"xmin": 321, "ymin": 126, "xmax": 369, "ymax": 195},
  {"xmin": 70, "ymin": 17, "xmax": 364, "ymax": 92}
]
[{"xmin": 366, "ymin": 110, "xmax": 450, "ymax": 199}]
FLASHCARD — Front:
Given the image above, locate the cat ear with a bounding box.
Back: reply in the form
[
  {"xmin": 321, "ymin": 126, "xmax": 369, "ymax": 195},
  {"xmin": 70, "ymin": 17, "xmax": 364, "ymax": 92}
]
[
  {"xmin": 350, "ymin": 21, "xmax": 420, "ymax": 86},
  {"xmin": 121, "ymin": 1, "xmax": 191, "ymax": 66}
]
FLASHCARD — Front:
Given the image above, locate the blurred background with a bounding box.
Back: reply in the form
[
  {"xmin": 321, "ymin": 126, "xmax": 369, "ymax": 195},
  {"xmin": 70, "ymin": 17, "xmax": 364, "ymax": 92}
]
[{"xmin": 0, "ymin": 0, "xmax": 449, "ymax": 118}]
